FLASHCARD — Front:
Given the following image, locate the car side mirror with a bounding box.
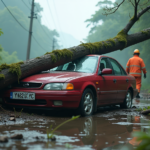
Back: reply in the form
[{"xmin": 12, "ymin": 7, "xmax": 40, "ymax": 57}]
[{"xmin": 98, "ymin": 68, "xmax": 112, "ymax": 75}]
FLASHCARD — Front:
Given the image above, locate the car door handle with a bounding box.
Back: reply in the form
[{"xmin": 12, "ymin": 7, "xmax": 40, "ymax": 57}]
[
  {"xmin": 126, "ymin": 79, "xmax": 129, "ymax": 83},
  {"xmin": 113, "ymin": 79, "xmax": 117, "ymax": 83}
]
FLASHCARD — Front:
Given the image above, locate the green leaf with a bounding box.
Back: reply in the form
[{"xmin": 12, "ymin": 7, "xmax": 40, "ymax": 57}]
[
  {"xmin": 0, "ymin": 28, "xmax": 3, "ymax": 36},
  {"xmin": 47, "ymin": 116, "xmax": 80, "ymax": 139},
  {"xmin": 136, "ymin": 141, "xmax": 150, "ymax": 150},
  {"xmin": 65, "ymin": 143, "xmax": 73, "ymax": 149},
  {"xmin": 133, "ymin": 131, "xmax": 150, "ymax": 140},
  {"xmin": 72, "ymin": 115, "xmax": 80, "ymax": 120}
]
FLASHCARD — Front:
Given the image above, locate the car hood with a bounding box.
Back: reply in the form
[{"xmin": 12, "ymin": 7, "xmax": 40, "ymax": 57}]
[{"xmin": 21, "ymin": 71, "xmax": 92, "ymax": 83}]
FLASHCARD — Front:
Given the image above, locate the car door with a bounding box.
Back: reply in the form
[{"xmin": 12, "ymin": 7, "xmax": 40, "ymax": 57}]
[
  {"xmin": 97, "ymin": 58, "xmax": 118, "ymax": 105},
  {"xmin": 108, "ymin": 58, "xmax": 129, "ymax": 103}
]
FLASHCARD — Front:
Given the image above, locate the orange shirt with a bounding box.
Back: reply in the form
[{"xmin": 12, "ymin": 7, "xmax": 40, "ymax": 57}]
[{"xmin": 126, "ymin": 55, "xmax": 147, "ymax": 77}]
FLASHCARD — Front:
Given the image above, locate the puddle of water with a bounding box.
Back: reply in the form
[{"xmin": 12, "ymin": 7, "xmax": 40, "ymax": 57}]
[
  {"xmin": 0, "ymin": 115, "xmax": 150, "ymax": 150},
  {"xmin": 132, "ymin": 98, "xmax": 150, "ymax": 107},
  {"xmin": 1, "ymin": 99, "xmax": 150, "ymax": 150}
]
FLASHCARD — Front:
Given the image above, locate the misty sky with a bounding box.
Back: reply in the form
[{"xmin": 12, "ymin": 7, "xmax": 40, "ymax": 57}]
[{"xmin": 35, "ymin": 0, "xmax": 100, "ymax": 41}]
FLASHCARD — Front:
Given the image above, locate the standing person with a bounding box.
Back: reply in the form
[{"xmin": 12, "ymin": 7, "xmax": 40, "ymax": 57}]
[{"xmin": 126, "ymin": 49, "xmax": 147, "ymax": 98}]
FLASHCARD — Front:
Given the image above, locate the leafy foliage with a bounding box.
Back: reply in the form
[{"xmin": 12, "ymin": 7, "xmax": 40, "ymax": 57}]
[
  {"xmin": 0, "ymin": 28, "xmax": 21, "ymax": 64},
  {"xmin": 0, "ymin": 28, "xmax": 21, "ymax": 78},
  {"xmin": 13, "ymin": 107, "xmax": 23, "ymax": 118},
  {"xmin": 0, "ymin": 74, "xmax": 5, "ymax": 79},
  {"xmin": 133, "ymin": 131, "xmax": 150, "ymax": 150},
  {"xmin": 137, "ymin": 106, "xmax": 150, "ymax": 112},
  {"xmin": 0, "ymin": 28, "xmax": 3, "ymax": 36},
  {"xmin": 0, "ymin": 49, "xmax": 21, "ymax": 65}
]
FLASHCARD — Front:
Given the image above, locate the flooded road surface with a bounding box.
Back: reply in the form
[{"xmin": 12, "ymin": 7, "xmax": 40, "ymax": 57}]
[{"xmin": 0, "ymin": 97, "xmax": 150, "ymax": 150}]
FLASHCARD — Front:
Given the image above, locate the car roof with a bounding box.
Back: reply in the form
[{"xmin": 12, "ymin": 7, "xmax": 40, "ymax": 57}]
[{"xmin": 87, "ymin": 54, "xmax": 111, "ymax": 58}]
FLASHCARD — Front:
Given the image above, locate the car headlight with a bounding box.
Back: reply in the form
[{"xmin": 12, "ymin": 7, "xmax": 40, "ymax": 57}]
[{"xmin": 43, "ymin": 83, "xmax": 74, "ymax": 90}]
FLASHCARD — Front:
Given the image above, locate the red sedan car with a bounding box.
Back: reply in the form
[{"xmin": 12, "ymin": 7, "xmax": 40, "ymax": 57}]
[{"xmin": 2, "ymin": 55, "xmax": 138, "ymax": 116}]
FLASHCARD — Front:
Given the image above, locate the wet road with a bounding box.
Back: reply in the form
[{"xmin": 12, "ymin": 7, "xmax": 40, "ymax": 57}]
[{"xmin": 0, "ymin": 97, "xmax": 150, "ymax": 150}]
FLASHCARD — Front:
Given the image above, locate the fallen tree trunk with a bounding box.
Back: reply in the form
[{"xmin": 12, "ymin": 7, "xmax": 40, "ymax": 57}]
[
  {"xmin": 141, "ymin": 109, "xmax": 150, "ymax": 115},
  {"xmin": 0, "ymin": 28, "xmax": 150, "ymax": 91}
]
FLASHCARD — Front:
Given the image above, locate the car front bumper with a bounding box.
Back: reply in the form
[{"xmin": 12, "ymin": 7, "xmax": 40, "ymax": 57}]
[{"xmin": 2, "ymin": 89, "xmax": 82, "ymax": 109}]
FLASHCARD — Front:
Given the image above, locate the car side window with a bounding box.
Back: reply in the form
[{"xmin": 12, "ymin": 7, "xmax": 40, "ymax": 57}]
[
  {"xmin": 100, "ymin": 58, "xmax": 112, "ymax": 71},
  {"xmin": 120, "ymin": 66, "xmax": 127, "ymax": 75},
  {"xmin": 109, "ymin": 59, "xmax": 122, "ymax": 75}
]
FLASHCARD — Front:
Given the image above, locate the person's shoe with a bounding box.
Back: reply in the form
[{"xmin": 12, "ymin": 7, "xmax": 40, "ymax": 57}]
[{"xmin": 136, "ymin": 92, "xmax": 140, "ymax": 98}]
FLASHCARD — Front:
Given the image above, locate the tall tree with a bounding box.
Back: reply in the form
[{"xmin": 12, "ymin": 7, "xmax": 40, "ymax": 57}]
[
  {"xmin": 85, "ymin": 0, "xmax": 150, "ymax": 89},
  {"xmin": 0, "ymin": 0, "xmax": 150, "ymax": 90}
]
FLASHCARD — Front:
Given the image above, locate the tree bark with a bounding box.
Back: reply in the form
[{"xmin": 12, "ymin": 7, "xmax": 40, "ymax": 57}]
[{"xmin": 0, "ymin": 28, "xmax": 150, "ymax": 91}]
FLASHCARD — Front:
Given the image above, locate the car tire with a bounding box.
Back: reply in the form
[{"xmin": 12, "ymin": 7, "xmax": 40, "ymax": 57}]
[
  {"xmin": 78, "ymin": 88, "xmax": 95, "ymax": 116},
  {"xmin": 120, "ymin": 90, "xmax": 132, "ymax": 109}
]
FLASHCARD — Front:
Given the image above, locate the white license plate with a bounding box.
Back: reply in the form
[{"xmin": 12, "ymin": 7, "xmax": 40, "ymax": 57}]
[{"xmin": 10, "ymin": 92, "xmax": 35, "ymax": 100}]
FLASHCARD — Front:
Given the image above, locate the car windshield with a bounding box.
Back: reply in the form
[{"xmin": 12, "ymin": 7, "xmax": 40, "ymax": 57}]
[{"xmin": 50, "ymin": 56, "xmax": 98, "ymax": 73}]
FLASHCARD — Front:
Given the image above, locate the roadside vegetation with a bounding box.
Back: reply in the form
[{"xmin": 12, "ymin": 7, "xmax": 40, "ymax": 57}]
[
  {"xmin": 135, "ymin": 105, "xmax": 150, "ymax": 150},
  {"xmin": 47, "ymin": 116, "xmax": 80, "ymax": 140},
  {"xmin": 13, "ymin": 107, "xmax": 23, "ymax": 118},
  {"xmin": 136, "ymin": 106, "xmax": 150, "ymax": 116},
  {"xmin": 133, "ymin": 130, "xmax": 150, "ymax": 150},
  {"xmin": 136, "ymin": 106, "xmax": 150, "ymax": 112}
]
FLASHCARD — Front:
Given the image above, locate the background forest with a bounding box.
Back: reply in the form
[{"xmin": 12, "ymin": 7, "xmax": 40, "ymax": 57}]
[
  {"xmin": 85, "ymin": 0, "xmax": 150, "ymax": 90},
  {"xmin": 0, "ymin": 0, "xmax": 149, "ymax": 90},
  {"xmin": 0, "ymin": 0, "xmax": 60, "ymax": 63}
]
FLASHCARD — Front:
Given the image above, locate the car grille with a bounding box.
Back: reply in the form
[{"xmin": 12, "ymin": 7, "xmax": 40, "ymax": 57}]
[
  {"xmin": 13, "ymin": 82, "xmax": 42, "ymax": 88},
  {"xmin": 6, "ymin": 98, "xmax": 47, "ymax": 105}
]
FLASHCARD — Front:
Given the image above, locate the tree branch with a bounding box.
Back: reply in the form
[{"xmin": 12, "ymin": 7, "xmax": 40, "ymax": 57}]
[
  {"xmin": 128, "ymin": 0, "xmax": 135, "ymax": 7},
  {"xmin": 134, "ymin": 0, "xmax": 138, "ymax": 19},
  {"xmin": 126, "ymin": 28, "xmax": 150, "ymax": 47},
  {"xmin": 102, "ymin": 0, "xmax": 125, "ymax": 16},
  {"xmin": 102, "ymin": 0, "xmax": 150, "ymax": 33},
  {"xmin": 137, "ymin": 5, "xmax": 150, "ymax": 18},
  {"xmin": 123, "ymin": 5, "xmax": 150, "ymax": 33}
]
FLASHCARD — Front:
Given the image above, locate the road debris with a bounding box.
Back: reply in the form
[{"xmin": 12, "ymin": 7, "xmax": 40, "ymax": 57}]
[
  {"xmin": 9, "ymin": 117, "xmax": 16, "ymax": 121},
  {"xmin": 0, "ymin": 136, "xmax": 8, "ymax": 142},
  {"xmin": 10, "ymin": 134, "xmax": 23, "ymax": 139}
]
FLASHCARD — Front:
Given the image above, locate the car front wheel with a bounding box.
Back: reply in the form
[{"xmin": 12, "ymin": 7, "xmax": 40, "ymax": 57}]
[
  {"xmin": 78, "ymin": 88, "xmax": 94, "ymax": 116},
  {"xmin": 120, "ymin": 90, "xmax": 132, "ymax": 109}
]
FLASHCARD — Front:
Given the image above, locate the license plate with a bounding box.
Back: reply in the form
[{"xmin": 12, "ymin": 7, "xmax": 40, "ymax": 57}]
[{"xmin": 10, "ymin": 92, "xmax": 35, "ymax": 100}]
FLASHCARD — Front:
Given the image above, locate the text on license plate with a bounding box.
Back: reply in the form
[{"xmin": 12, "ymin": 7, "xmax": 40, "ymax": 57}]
[{"xmin": 10, "ymin": 92, "xmax": 35, "ymax": 100}]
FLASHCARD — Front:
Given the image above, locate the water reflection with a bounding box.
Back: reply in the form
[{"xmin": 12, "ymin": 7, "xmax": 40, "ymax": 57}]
[{"xmin": 0, "ymin": 114, "xmax": 150, "ymax": 150}]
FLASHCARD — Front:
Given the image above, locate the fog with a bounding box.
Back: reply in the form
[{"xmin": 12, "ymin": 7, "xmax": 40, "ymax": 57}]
[{"xmin": 0, "ymin": 0, "xmax": 149, "ymax": 89}]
